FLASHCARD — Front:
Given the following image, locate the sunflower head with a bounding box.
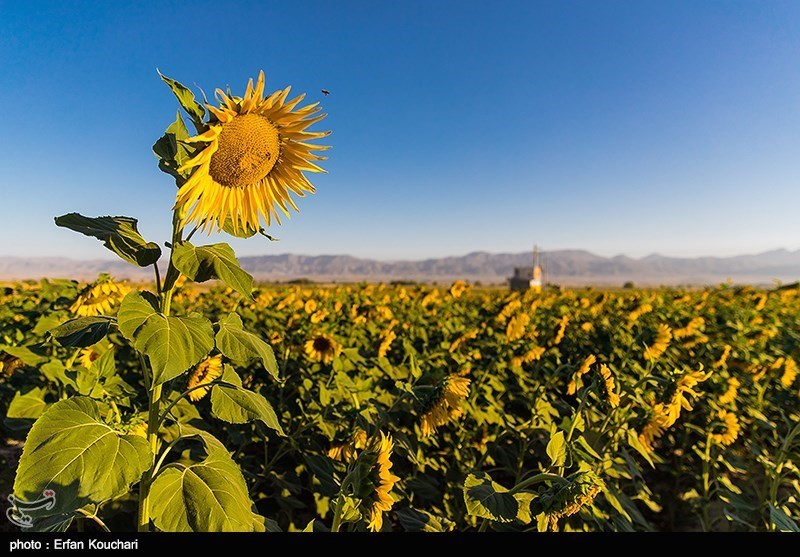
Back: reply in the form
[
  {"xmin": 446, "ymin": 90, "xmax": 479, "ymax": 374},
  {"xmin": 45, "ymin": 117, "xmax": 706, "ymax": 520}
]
[
  {"xmin": 304, "ymin": 333, "xmax": 340, "ymax": 363},
  {"xmin": 70, "ymin": 274, "xmax": 131, "ymax": 317},
  {"xmin": 187, "ymin": 355, "xmax": 224, "ymax": 401},
  {"xmin": 351, "ymin": 432, "xmax": 400, "ymax": 532},
  {"xmin": 419, "ymin": 374, "xmax": 471, "ymax": 437},
  {"xmin": 534, "ymin": 471, "xmax": 605, "ymax": 530},
  {"xmin": 711, "ymin": 409, "xmax": 741, "ymax": 446},
  {"xmin": 174, "ymin": 71, "xmax": 330, "ymax": 234}
]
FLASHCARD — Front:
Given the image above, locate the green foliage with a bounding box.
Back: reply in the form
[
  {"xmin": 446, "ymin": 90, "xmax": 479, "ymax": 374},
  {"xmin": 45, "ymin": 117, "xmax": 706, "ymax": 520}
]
[
  {"xmin": 54, "ymin": 213, "xmax": 161, "ymax": 267},
  {"xmin": 173, "ymin": 242, "xmax": 254, "ymax": 300},
  {"xmin": 13, "ymin": 397, "xmax": 151, "ymax": 529},
  {"xmin": 118, "ymin": 291, "xmax": 214, "ymax": 386}
]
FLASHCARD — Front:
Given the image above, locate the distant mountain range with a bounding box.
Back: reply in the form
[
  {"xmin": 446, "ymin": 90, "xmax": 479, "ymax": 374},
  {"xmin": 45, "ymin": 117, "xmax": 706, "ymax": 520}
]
[{"xmin": 1, "ymin": 249, "xmax": 799, "ymax": 286}]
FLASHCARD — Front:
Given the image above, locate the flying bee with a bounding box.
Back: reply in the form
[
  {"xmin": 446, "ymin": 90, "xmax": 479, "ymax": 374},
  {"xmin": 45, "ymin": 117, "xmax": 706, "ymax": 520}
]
[{"xmin": 321, "ymin": 89, "xmax": 331, "ymax": 96}]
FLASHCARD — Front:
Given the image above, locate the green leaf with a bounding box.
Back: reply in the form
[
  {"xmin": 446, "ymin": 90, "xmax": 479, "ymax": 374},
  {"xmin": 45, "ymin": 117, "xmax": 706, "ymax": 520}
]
[
  {"xmin": 33, "ymin": 314, "xmax": 64, "ymax": 336},
  {"xmin": 770, "ymin": 505, "xmax": 800, "ymax": 532},
  {"xmin": 149, "ymin": 426, "xmax": 257, "ymax": 532},
  {"xmin": 5, "ymin": 387, "xmax": 48, "ymax": 431},
  {"xmin": 463, "ymin": 472, "xmax": 522, "ymax": 523},
  {"xmin": 54, "ymin": 213, "xmax": 161, "ymax": 267},
  {"xmin": 214, "ymin": 313, "xmax": 278, "ymax": 378},
  {"xmin": 153, "ymin": 111, "xmax": 192, "ymax": 182},
  {"xmin": 49, "ymin": 316, "xmax": 113, "ymax": 348},
  {"xmin": 158, "ymin": 70, "xmax": 206, "ymax": 125},
  {"xmin": 13, "ymin": 397, "xmax": 151, "ymax": 529},
  {"xmin": 626, "ymin": 428, "xmax": 655, "ymax": 468},
  {"xmin": 303, "ymin": 454, "xmax": 339, "ymax": 497},
  {"xmin": 210, "ymin": 366, "xmax": 283, "ymax": 434},
  {"xmin": 173, "ymin": 242, "xmax": 253, "ymax": 300},
  {"xmin": 0, "ymin": 344, "xmax": 47, "ymax": 366},
  {"xmin": 397, "ymin": 507, "xmax": 456, "ymax": 532},
  {"xmin": 117, "ymin": 291, "xmax": 214, "ymax": 387},
  {"xmin": 546, "ymin": 431, "xmax": 567, "ymax": 467}
]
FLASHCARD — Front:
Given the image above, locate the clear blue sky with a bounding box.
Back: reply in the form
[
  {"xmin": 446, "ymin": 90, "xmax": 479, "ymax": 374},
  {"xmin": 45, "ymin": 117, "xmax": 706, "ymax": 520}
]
[{"xmin": 1, "ymin": 0, "xmax": 799, "ymax": 261}]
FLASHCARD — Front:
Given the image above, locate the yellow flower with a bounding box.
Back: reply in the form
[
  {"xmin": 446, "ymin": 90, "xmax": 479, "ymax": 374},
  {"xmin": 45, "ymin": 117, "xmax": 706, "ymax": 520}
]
[
  {"xmin": 449, "ymin": 280, "xmax": 469, "ymax": 299},
  {"xmin": 420, "ymin": 375, "xmax": 471, "ymax": 437},
  {"xmin": 327, "ymin": 429, "xmax": 368, "ymax": 461},
  {"xmin": 175, "ymin": 71, "xmax": 329, "ymax": 234},
  {"xmin": 70, "ymin": 275, "xmax": 130, "ymax": 316},
  {"xmin": 566, "ymin": 354, "xmax": 596, "ymax": 395},
  {"xmin": 310, "ymin": 309, "xmax": 329, "ymax": 323},
  {"xmin": 580, "ymin": 322, "xmax": 594, "ymax": 332},
  {"xmin": 187, "ymin": 355, "xmax": 224, "ymax": 401},
  {"xmin": 780, "ymin": 357, "xmax": 798, "ymax": 388},
  {"xmin": 523, "ymin": 346, "xmax": 546, "ymax": 362},
  {"xmin": 672, "ymin": 317, "xmax": 705, "ymax": 339},
  {"xmin": 718, "ymin": 377, "xmax": 740, "ymax": 404},
  {"xmin": 378, "ymin": 329, "xmax": 396, "ymax": 359},
  {"xmin": 754, "ymin": 293, "xmax": 768, "ymax": 311},
  {"xmin": 77, "ymin": 346, "xmax": 102, "ymax": 369},
  {"xmin": 627, "ymin": 303, "xmax": 653, "ymax": 324},
  {"xmin": 711, "ymin": 410, "xmax": 740, "ymax": 446},
  {"xmin": 537, "ymin": 471, "xmax": 605, "ymax": 530},
  {"xmin": 362, "ymin": 433, "xmax": 400, "ymax": 532},
  {"xmin": 713, "ymin": 345, "xmax": 732, "ymax": 368},
  {"xmin": 552, "ymin": 315, "xmax": 569, "ymax": 345},
  {"xmin": 304, "ymin": 299, "xmax": 318, "ymax": 314},
  {"xmin": 506, "ymin": 313, "xmax": 529, "ymax": 341},
  {"xmin": 497, "ymin": 299, "xmax": 522, "ymax": 322},
  {"xmin": 644, "ymin": 324, "xmax": 672, "ymax": 361},
  {"xmin": 598, "ymin": 364, "xmax": 620, "ymax": 408},
  {"xmin": 304, "ymin": 333, "xmax": 340, "ymax": 363}
]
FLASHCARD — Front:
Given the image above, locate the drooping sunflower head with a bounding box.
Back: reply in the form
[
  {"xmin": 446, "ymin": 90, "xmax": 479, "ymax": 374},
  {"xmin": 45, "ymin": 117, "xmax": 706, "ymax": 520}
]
[
  {"xmin": 534, "ymin": 471, "xmax": 605, "ymax": 530},
  {"xmin": 419, "ymin": 374, "xmax": 471, "ymax": 437},
  {"xmin": 175, "ymin": 71, "xmax": 330, "ymax": 234},
  {"xmin": 70, "ymin": 275, "xmax": 131, "ymax": 317},
  {"xmin": 711, "ymin": 409, "xmax": 741, "ymax": 446},
  {"xmin": 352, "ymin": 432, "xmax": 400, "ymax": 532},
  {"xmin": 597, "ymin": 364, "xmax": 620, "ymax": 408},
  {"xmin": 304, "ymin": 333, "xmax": 339, "ymax": 364},
  {"xmin": 187, "ymin": 355, "xmax": 224, "ymax": 401}
]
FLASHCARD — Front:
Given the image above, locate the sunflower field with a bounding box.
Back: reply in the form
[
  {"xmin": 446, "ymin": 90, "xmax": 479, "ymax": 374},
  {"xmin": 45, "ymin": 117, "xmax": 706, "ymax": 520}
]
[
  {"xmin": 2, "ymin": 278, "xmax": 799, "ymax": 532},
  {"xmin": 1, "ymin": 69, "xmax": 798, "ymax": 534}
]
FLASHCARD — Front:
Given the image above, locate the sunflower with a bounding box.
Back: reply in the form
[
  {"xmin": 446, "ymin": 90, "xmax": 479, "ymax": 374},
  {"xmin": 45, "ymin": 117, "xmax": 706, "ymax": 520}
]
[
  {"xmin": 552, "ymin": 315, "xmax": 569, "ymax": 346},
  {"xmin": 627, "ymin": 302, "xmax": 653, "ymax": 324},
  {"xmin": 711, "ymin": 409, "xmax": 741, "ymax": 446},
  {"xmin": 327, "ymin": 429, "xmax": 368, "ymax": 462},
  {"xmin": 354, "ymin": 432, "xmax": 400, "ymax": 532},
  {"xmin": 77, "ymin": 346, "xmax": 102, "ymax": 369},
  {"xmin": 598, "ymin": 364, "xmax": 620, "ymax": 408},
  {"xmin": 70, "ymin": 275, "xmax": 130, "ymax": 317},
  {"xmin": 713, "ymin": 345, "xmax": 732, "ymax": 368},
  {"xmin": 377, "ymin": 328, "xmax": 396, "ymax": 359},
  {"xmin": 567, "ymin": 354, "xmax": 596, "ymax": 395},
  {"xmin": 449, "ymin": 280, "xmax": 469, "ymax": 299},
  {"xmin": 644, "ymin": 324, "xmax": 672, "ymax": 361},
  {"xmin": 175, "ymin": 71, "xmax": 330, "ymax": 234},
  {"xmin": 304, "ymin": 333, "xmax": 340, "ymax": 363},
  {"xmin": 187, "ymin": 355, "xmax": 224, "ymax": 401},
  {"xmin": 535, "ymin": 471, "xmax": 605, "ymax": 530},
  {"xmin": 718, "ymin": 377, "xmax": 740, "ymax": 404},
  {"xmin": 420, "ymin": 375, "xmax": 471, "ymax": 436},
  {"xmin": 505, "ymin": 313, "xmax": 529, "ymax": 341},
  {"xmin": 780, "ymin": 357, "xmax": 798, "ymax": 388}
]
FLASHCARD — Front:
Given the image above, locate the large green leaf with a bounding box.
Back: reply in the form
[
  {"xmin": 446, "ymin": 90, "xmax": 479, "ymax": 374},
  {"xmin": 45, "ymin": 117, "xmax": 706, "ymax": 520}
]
[
  {"xmin": 13, "ymin": 397, "xmax": 150, "ymax": 529},
  {"xmin": 149, "ymin": 427, "xmax": 257, "ymax": 532},
  {"xmin": 215, "ymin": 313, "xmax": 278, "ymax": 378},
  {"xmin": 210, "ymin": 366, "xmax": 283, "ymax": 434},
  {"xmin": 153, "ymin": 111, "xmax": 192, "ymax": 182},
  {"xmin": 463, "ymin": 472, "xmax": 530, "ymax": 524},
  {"xmin": 117, "ymin": 291, "xmax": 214, "ymax": 387},
  {"xmin": 49, "ymin": 316, "xmax": 113, "ymax": 348},
  {"xmin": 158, "ymin": 70, "xmax": 206, "ymax": 126},
  {"xmin": 173, "ymin": 242, "xmax": 253, "ymax": 300},
  {"xmin": 54, "ymin": 213, "xmax": 161, "ymax": 267},
  {"xmin": 5, "ymin": 387, "xmax": 48, "ymax": 431}
]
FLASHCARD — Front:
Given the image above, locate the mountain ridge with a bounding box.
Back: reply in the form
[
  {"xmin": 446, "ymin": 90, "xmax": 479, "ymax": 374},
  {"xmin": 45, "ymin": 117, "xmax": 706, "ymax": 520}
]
[{"xmin": 1, "ymin": 248, "xmax": 799, "ymax": 286}]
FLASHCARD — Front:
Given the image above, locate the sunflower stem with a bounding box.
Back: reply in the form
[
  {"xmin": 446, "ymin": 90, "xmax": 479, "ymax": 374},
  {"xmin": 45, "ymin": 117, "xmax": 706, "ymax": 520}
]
[{"xmin": 137, "ymin": 210, "xmax": 184, "ymax": 532}]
